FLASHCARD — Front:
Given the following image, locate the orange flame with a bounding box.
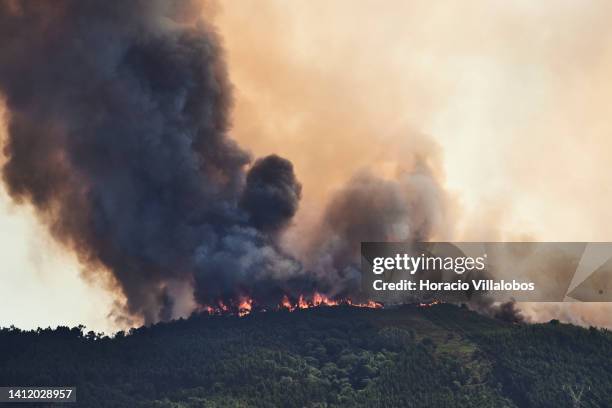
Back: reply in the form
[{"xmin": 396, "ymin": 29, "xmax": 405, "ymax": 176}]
[
  {"xmin": 297, "ymin": 295, "xmax": 308, "ymax": 309},
  {"xmin": 237, "ymin": 297, "xmax": 253, "ymax": 317},
  {"xmin": 349, "ymin": 299, "xmax": 383, "ymax": 308},
  {"xmin": 281, "ymin": 295, "xmax": 295, "ymax": 311}
]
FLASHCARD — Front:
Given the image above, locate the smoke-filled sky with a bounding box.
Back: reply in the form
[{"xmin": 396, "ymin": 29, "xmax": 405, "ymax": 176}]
[{"xmin": 2, "ymin": 0, "xmax": 612, "ymax": 332}]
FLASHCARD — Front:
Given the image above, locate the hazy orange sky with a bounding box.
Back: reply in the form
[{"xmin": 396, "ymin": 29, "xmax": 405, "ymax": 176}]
[{"xmin": 2, "ymin": 0, "xmax": 612, "ymax": 331}]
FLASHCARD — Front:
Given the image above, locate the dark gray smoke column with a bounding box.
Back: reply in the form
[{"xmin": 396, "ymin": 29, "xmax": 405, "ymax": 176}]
[
  {"xmin": 0, "ymin": 0, "xmax": 301, "ymax": 323},
  {"xmin": 241, "ymin": 155, "xmax": 302, "ymax": 233}
]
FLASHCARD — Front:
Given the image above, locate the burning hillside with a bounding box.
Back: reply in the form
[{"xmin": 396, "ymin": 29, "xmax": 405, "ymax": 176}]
[{"xmin": 0, "ymin": 0, "xmax": 449, "ymax": 325}]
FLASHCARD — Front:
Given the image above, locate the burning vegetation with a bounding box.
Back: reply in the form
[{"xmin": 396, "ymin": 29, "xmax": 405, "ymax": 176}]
[{"xmin": 199, "ymin": 293, "xmax": 383, "ymax": 317}]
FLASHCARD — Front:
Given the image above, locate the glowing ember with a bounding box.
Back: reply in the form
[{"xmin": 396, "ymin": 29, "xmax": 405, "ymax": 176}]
[
  {"xmin": 218, "ymin": 300, "xmax": 229, "ymax": 312},
  {"xmin": 202, "ymin": 305, "xmax": 215, "ymax": 314},
  {"xmin": 418, "ymin": 299, "xmax": 442, "ymax": 308}
]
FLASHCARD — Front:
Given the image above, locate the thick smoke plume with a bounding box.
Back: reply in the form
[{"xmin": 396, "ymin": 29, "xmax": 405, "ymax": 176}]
[
  {"xmin": 0, "ymin": 0, "xmax": 305, "ymax": 323},
  {"xmin": 306, "ymin": 163, "xmax": 450, "ymax": 297},
  {"xmin": 0, "ymin": 0, "xmax": 456, "ymax": 324},
  {"xmin": 241, "ymin": 154, "xmax": 301, "ymax": 234}
]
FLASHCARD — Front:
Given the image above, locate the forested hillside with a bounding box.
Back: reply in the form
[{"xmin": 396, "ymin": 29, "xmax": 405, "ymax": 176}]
[{"xmin": 1, "ymin": 304, "xmax": 610, "ymax": 407}]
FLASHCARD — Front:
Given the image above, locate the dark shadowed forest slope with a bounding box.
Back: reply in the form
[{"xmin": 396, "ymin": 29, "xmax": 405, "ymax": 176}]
[{"xmin": 1, "ymin": 304, "xmax": 611, "ymax": 407}]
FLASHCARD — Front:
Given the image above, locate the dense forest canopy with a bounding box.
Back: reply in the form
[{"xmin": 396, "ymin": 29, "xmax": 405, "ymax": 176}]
[{"xmin": 1, "ymin": 304, "xmax": 611, "ymax": 407}]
